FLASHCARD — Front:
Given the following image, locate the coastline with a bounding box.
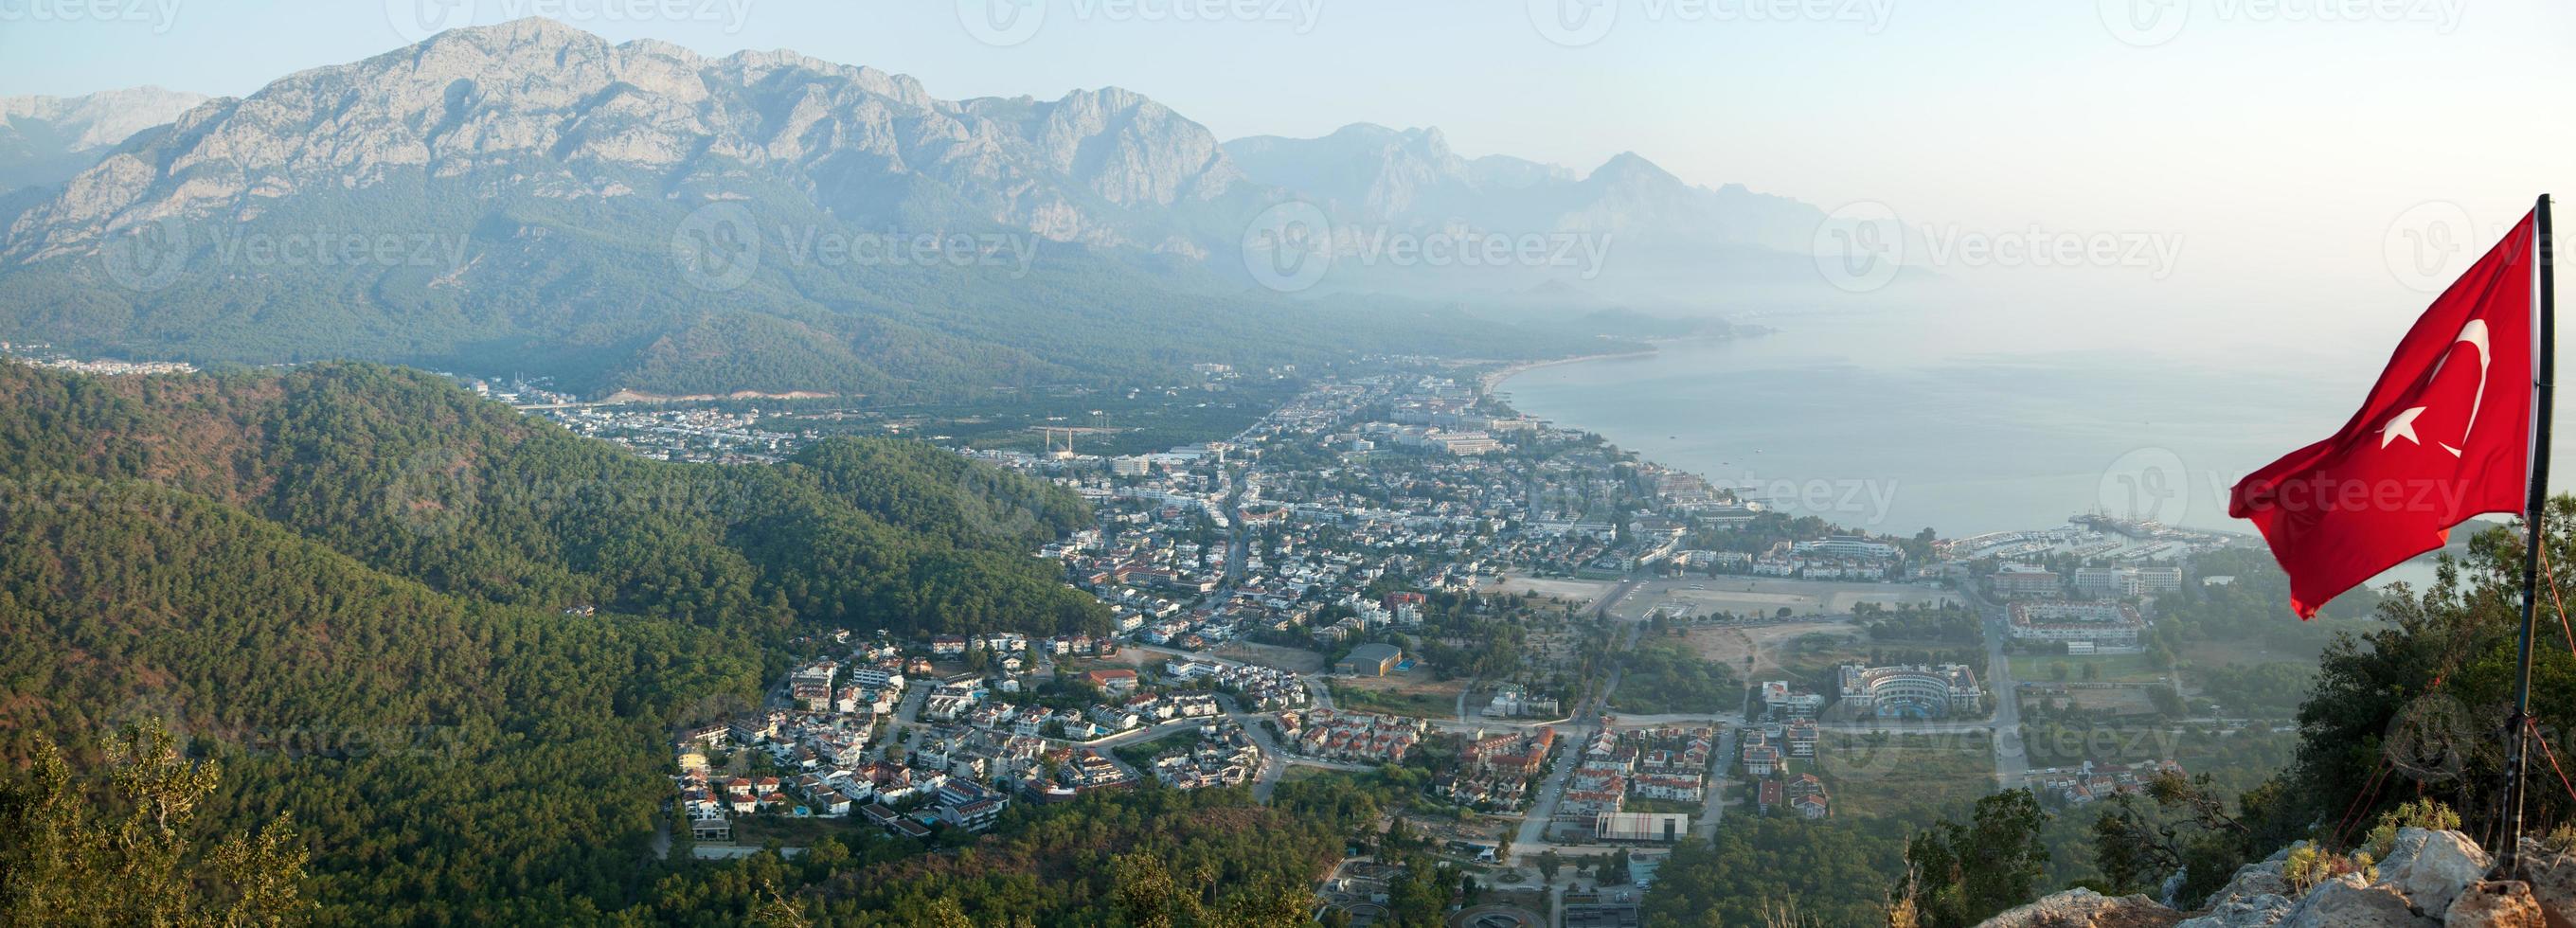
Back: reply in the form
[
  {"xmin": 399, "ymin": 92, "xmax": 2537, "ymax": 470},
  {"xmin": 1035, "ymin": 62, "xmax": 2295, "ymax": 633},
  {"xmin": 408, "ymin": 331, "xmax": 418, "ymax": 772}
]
[
  {"xmin": 1477, "ymin": 330, "xmax": 1767, "ymax": 396},
  {"xmin": 1476, "ymin": 346, "xmax": 1657, "ymax": 395}
]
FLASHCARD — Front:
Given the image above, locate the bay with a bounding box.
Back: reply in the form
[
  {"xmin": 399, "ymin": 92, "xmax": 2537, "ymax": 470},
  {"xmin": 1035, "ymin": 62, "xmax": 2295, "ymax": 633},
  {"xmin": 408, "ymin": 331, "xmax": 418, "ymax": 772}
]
[{"xmin": 1497, "ymin": 304, "xmax": 2567, "ymax": 584}]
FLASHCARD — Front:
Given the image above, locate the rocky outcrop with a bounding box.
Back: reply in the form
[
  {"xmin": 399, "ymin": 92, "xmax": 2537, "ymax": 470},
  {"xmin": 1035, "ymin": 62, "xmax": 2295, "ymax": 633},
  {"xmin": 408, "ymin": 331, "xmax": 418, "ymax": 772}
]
[
  {"xmin": 1981, "ymin": 889, "xmax": 2184, "ymax": 928},
  {"xmin": 2515, "ymin": 837, "xmax": 2576, "ymax": 928},
  {"xmin": 2277, "ymin": 874, "xmax": 2430, "ymax": 927},
  {"xmin": 2444, "ymin": 881, "xmax": 2545, "ymax": 927},
  {"xmin": 2377, "ymin": 828, "xmax": 2492, "ymax": 918},
  {"xmin": 2174, "ymin": 891, "xmax": 2292, "ymax": 928},
  {"xmin": 1986, "ymin": 831, "xmax": 2576, "ymax": 928}
]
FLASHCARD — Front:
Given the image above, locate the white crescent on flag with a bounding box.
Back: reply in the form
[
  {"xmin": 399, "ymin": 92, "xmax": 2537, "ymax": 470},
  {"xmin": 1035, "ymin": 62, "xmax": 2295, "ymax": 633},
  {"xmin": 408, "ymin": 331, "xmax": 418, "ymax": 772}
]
[{"xmin": 2376, "ymin": 318, "xmax": 2491, "ymax": 456}]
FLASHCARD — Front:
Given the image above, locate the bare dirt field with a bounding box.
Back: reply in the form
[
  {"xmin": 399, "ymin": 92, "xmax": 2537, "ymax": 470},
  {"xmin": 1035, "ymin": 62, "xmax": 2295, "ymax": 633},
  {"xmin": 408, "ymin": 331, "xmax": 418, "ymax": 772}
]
[
  {"xmin": 1215, "ymin": 641, "xmax": 1327, "ymax": 673},
  {"xmin": 1332, "ymin": 671, "xmax": 1470, "ymax": 718},
  {"xmin": 1478, "ymin": 576, "xmax": 1617, "ymax": 608},
  {"xmin": 1614, "ymin": 578, "xmax": 1956, "ymax": 621},
  {"xmin": 1680, "ymin": 620, "xmax": 1867, "ymax": 677},
  {"xmin": 2066, "ymin": 687, "xmax": 2162, "ymax": 715}
]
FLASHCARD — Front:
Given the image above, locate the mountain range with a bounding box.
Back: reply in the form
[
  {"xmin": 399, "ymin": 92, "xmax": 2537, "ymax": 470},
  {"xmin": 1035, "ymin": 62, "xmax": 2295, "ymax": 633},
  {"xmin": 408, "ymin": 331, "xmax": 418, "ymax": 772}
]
[
  {"xmin": 0, "ymin": 18, "xmax": 1845, "ymax": 396},
  {"xmin": 0, "ymin": 85, "xmax": 206, "ymax": 195}
]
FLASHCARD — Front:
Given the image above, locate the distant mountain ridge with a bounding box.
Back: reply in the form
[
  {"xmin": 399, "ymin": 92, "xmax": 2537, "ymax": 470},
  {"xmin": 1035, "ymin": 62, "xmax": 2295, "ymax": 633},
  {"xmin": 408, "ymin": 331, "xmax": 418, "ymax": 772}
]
[
  {"xmin": 0, "ymin": 86, "xmax": 206, "ymax": 194},
  {"xmin": 0, "ymin": 19, "xmax": 1835, "ymax": 394},
  {"xmin": 1222, "ymin": 123, "xmax": 1822, "ymax": 251}
]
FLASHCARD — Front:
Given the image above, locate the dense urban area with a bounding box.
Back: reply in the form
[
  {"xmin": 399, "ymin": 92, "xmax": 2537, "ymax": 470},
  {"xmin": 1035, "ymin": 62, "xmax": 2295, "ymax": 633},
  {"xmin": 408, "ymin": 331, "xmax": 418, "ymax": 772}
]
[{"xmin": 456, "ymin": 355, "xmax": 2281, "ymax": 927}]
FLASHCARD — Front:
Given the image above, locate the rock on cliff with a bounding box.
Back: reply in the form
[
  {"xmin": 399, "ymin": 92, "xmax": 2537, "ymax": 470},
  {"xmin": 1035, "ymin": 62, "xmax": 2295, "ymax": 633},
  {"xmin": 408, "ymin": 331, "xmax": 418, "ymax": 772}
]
[{"xmin": 1981, "ymin": 829, "xmax": 2569, "ymax": 928}]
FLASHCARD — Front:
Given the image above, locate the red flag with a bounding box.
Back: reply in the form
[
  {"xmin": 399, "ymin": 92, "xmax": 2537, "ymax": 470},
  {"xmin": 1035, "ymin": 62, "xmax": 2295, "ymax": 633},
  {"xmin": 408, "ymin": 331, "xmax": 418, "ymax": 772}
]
[{"xmin": 2230, "ymin": 209, "xmax": 2541, "ymax": 617}]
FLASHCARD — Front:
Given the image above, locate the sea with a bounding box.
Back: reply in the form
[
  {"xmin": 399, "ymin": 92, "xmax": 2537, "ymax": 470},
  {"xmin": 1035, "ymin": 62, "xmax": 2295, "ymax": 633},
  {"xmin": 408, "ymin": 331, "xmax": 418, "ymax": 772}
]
[{"xmin": 1496, "ymin": 303, "xmax": 2575, "ymax": 591}]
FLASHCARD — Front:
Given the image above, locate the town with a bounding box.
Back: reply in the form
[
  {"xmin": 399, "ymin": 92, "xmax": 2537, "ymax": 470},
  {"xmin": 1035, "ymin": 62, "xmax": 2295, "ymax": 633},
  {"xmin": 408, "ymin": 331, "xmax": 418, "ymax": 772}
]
[
  {"xmin": 11, "ymin": 345, "xmax": 2251, "ymax": 925},
  {"xmin": 597, "ymin": 360, "xmax": 2263, "ymax": 926}
]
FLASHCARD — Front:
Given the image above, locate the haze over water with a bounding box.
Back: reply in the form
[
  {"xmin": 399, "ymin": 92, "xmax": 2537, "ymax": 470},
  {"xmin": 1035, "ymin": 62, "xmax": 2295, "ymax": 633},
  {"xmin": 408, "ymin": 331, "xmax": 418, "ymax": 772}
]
[{"xmin": 1497, "ymin": 301, "xmax": 2576, "ymax": 549}]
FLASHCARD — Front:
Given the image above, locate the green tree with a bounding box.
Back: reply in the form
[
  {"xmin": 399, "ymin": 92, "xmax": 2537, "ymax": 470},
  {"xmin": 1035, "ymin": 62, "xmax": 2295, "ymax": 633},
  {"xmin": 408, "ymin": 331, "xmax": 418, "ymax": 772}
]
[
  {"xmin": 0, "ymin": 720, "xmax": 312, "ymax": 927},
  {"xmin": 1897, "ymin": 790, "xmax": 2049, "ymax": 928}
]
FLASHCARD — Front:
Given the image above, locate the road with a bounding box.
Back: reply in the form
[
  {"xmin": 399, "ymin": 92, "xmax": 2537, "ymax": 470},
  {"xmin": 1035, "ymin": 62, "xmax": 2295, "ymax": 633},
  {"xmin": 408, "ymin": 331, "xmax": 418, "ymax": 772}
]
[
  {"xmin": 1232, "ymin": 696, "xmax": 1293, "ymax": 802},
  {"xmin": 880, "ymin": 683, "xmax": 928, "ymax": 758},
  {"xmin": 1510, "ymin": 584, "xmax": 1647, "ymax": 858},
  {"xmin": 1955, "ymin": 572, "xmax": 2030, "ymax": 791},
  {"xmin": 1695, "ymin": 721, "xmax": 1735, "ymax": 839}
]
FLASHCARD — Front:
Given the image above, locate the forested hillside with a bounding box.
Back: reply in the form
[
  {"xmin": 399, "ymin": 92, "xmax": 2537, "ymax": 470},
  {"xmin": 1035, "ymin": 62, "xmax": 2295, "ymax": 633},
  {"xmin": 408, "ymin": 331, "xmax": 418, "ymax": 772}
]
[
  {"xmin": 0, "ymin": 360, "xmax": 1106, "ymax": 635},
  {"xmin": 0, "ymin": 359, "xmax": 1146, "ymax": 922}
]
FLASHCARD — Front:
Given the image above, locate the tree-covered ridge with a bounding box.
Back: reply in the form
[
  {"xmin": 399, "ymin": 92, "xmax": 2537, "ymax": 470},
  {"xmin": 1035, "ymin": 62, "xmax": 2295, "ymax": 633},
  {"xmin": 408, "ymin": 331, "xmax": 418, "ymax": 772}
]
[
  {"xmin": 0, "ymin": 471, "xmax": 768, "ymax": 923},
  {"xmin": 0, "ymin": 170, "xmax": 1611, "ymax": 399},
  {"xmin": 803, "ymin": 786, "xmax": 1343, "ymax": 926},
  {"xmin": 0, "ymin": 360, "xmax": 1109, "ymax": 637},
  {"xmin": 785, "ymin": 437, "xmax": 1089, "ymax": 551},
  {"xmin": 623, "ymin": 771, "xmax": 1400, "ymax": 926},
  {"xmin": 0, "ymin": 359, "xmax": 1164, "ymax": 921}
]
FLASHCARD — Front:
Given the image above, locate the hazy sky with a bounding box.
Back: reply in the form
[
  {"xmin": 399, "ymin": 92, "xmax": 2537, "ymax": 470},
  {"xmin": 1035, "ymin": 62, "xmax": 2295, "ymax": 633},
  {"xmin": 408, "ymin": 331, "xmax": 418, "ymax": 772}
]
[{"xmin": 4, "ymin": 0, "xmax": 2570, "ymax": 352}]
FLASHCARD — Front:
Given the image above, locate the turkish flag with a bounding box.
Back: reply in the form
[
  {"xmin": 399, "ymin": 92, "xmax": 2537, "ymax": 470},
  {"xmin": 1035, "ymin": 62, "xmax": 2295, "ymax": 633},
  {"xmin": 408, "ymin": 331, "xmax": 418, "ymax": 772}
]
[{"xmin": 2230, "ymin": 209, "xmax": 2541, "ymax": 617}]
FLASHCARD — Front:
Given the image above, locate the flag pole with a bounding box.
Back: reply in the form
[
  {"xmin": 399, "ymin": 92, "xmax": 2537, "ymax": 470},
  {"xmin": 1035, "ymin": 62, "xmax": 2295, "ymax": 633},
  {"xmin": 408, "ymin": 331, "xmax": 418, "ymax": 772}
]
[{"xmin": 2504, "ymin": 193, "xmax": 2555, "ymax": 873}]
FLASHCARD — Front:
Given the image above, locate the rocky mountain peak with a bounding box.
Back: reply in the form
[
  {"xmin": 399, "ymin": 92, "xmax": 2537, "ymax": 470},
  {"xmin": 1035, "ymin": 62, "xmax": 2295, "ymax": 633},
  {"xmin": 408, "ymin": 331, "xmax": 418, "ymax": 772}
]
[
  {"xmin": 1587, "ymin": 151, "xmax": 1683, "ymax": 188},
  {"xmin": 2, "ymin": 17, "xmax": 1246, "ymax": 259}
]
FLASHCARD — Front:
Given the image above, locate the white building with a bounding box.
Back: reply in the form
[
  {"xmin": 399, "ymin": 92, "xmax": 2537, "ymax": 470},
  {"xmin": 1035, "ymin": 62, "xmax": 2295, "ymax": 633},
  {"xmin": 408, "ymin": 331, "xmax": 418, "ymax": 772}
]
[{"xmin": 1837, "ymin": 664, "xmax": 1985, "ymax": 718}]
